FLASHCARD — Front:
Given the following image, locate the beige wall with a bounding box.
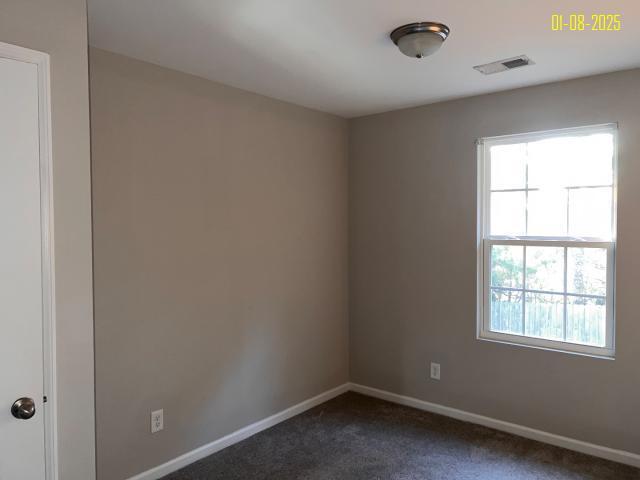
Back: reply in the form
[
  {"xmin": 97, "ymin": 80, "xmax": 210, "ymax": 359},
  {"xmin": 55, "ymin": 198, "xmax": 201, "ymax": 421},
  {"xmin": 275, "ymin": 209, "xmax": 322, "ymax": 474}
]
[
  {"xmin": 0, "ymin": 1, "xmax": 95, "ymax": 479},
  {"xmin": 349, "ymin": 69, "xmax": 640, "ymax": 455},
  {"xmin": 90, "ymin": 48, "xmax": 349, "ymax": 480}
]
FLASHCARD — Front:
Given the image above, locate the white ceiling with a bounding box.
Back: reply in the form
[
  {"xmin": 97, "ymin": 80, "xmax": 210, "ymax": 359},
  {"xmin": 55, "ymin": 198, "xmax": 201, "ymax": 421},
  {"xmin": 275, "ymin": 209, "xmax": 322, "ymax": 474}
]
[{"xmin": 88, "ymin": 1, "xmax": 640, "ymax": 118}]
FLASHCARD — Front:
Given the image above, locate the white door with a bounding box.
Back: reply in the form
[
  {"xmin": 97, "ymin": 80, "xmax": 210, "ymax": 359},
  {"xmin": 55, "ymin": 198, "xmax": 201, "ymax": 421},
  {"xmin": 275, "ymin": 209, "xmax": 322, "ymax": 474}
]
[{"xmin": 0, "ymin": 53, "xmax": 48, "ymax": 479}]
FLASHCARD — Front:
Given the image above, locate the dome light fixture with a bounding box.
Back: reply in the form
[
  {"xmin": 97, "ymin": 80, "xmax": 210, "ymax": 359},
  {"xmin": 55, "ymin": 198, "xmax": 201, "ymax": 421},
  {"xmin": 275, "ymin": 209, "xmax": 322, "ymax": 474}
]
[{"xmin": 390, "ymin": 22, "xmax": 450, "ymax": 59}]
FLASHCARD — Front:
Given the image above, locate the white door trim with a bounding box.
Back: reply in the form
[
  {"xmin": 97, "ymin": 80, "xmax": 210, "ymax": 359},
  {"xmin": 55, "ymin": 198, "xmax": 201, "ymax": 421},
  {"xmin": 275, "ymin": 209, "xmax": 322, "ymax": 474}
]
[{"xmin": 0, "ymin": 41, "xmax": 57, "ymax": 480}]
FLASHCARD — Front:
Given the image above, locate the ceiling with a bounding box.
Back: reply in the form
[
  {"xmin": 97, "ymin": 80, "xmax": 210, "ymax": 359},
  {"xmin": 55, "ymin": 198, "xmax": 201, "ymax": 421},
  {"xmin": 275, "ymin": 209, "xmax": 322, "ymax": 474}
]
[{"xmin": 88, "ymin": 0, "xmax": 640, "ymax": 118}]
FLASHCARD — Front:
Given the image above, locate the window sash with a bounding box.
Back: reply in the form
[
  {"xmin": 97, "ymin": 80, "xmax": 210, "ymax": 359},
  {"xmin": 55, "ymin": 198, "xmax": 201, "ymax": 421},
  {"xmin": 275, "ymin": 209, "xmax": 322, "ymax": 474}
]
[
  {"xmin": 477, "ymin": 124, "xmax": 617, "ymax": 358},
  {"xmin": 479, "ymin": 238, "xmax": 615, "ymax": 357}
]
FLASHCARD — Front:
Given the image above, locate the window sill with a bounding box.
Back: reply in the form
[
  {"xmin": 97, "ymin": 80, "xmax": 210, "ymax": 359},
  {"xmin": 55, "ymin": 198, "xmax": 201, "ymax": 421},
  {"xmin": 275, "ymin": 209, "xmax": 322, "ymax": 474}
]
[{"xmin": 477, "ymin": 331, "xmax": 615, "ymax": 360}]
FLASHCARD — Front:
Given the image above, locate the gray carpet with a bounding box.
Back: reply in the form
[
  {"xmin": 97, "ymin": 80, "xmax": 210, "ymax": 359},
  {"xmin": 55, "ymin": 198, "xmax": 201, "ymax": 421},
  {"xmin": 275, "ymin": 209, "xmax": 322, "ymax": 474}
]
[{"xmin": 162, "ymin": 392, "xmax": 639, "ymax": 479}]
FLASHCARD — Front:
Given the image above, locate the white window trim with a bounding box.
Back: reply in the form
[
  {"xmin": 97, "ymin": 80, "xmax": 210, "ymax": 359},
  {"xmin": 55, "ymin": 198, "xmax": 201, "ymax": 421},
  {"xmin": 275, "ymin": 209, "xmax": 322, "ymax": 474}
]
[{"xmin": 476, "ymin": 124, "xmax": 617, "ymax": 359}]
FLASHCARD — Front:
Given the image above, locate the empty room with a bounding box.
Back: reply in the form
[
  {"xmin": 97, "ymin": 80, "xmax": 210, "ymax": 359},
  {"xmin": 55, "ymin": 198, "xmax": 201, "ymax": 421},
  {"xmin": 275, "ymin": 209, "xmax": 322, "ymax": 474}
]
[{"xmin": 1, "ymin": 1, "xmax": 639, "ymax": 479}]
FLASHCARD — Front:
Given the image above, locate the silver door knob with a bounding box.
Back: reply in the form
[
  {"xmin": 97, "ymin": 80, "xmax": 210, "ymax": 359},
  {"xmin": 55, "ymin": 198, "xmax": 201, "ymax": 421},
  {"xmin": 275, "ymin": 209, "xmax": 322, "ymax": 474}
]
[{"xmin": 11, "ymin": 397, "xmax": 36, "ymax": 420}]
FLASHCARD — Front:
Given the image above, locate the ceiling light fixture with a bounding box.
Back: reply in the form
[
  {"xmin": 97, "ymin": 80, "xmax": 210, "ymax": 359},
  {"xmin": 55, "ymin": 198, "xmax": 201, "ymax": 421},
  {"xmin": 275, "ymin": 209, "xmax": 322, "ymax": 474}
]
[{"xmin": 390, "ymin": 22, "xmax": 450, "ymax": 59}]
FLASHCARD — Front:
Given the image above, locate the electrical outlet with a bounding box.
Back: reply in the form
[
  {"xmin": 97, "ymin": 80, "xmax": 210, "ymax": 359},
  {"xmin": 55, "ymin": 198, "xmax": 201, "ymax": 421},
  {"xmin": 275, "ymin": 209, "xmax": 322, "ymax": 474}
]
[
  {"xmin": 430, "ymin": 362, "xmax": 441, "ymax": 380},
  {"xmin": 151, "ymin": 409, "xmax": 163, "ymax": 433}
]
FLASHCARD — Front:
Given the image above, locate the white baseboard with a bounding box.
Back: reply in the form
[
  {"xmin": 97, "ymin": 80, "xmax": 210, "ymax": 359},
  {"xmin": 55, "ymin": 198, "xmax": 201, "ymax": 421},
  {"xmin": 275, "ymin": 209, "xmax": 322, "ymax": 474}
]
[
  {"xmin": 127, "ymin": 383, "xmax": 350, "ymax": 480},
  {"xmin": 128, "ymin": 381, "xmax": 639, "ymax": 479},
  {"xmin": 349, "ymin": 382, "xmax": 640, "ymax": 469}
]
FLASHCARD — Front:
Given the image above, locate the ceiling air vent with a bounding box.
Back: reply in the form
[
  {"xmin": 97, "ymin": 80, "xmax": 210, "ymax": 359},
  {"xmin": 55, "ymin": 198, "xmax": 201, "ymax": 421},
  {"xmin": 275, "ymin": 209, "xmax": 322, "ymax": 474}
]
[{"xmin": 473, "ymin": 55, "xmax": 534, "ymax": 75}]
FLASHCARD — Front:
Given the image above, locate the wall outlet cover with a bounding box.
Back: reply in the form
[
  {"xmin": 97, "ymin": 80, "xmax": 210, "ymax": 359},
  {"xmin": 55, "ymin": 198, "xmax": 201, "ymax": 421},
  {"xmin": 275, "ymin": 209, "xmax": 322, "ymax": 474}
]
[{"xmin": 151, "ymin": 409, "xmax": 164, "ymax": 433}]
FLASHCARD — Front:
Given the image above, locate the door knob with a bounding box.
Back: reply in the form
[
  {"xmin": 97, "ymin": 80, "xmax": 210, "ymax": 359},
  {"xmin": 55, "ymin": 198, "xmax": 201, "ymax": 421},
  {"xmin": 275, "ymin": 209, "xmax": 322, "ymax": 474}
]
[{"xmin": 11, "ymin": 397, "xmax": 36, "ymax": 420}]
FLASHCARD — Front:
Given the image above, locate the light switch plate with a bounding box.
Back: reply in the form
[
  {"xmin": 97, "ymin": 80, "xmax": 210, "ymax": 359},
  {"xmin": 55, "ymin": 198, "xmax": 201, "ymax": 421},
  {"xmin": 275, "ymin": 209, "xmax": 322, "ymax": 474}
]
[{"xmin": 430, "ymin": 362, "xmax": 441, "ymax": 380}]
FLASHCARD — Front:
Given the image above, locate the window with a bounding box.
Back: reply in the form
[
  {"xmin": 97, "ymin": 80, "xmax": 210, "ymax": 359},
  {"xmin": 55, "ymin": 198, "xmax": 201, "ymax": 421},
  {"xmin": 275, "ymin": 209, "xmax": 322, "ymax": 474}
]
[{"xmin": 477, "ymin": 124, "xmax": 616, "ymax": 357}]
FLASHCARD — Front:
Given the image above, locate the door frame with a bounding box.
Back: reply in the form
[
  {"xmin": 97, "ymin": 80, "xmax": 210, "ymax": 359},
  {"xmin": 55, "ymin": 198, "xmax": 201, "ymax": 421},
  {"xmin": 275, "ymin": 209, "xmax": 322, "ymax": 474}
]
[{"xmin": 0, "ymin": 41, "xmax": 57, "ymax": 480}]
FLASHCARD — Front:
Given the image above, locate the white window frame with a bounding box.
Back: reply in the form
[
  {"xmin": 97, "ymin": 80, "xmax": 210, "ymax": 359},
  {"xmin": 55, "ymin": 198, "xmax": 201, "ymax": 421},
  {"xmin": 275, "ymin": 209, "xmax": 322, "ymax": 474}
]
[{"xmin": 477, "ymin": 124, "xmax": 617, "ymax": 358}]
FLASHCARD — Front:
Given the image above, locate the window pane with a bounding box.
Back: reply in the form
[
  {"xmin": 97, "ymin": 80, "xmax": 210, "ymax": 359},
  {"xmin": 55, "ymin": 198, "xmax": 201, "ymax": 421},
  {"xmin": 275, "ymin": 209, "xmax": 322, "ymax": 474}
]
[
  {"xmin": 490, "ymin": 144, "xmax": 526, "ymax": 190},
  {"xmin": 527, "ymin": 189, "xmax": 567, "ymax": 236},
  {"xmin": 524, "ymin": 293, "xmax": 564, "ymax": 341},
  {"xmin": 526, "ymin": 246, "xmax": 564, "ymax": 292},
  {"xmin": 528, "ymin": 137, "xmax": 576, "ymax": 189},
  {"xmin": 568, "ymin": 187, "xmax": 612, "ymax": 238},
  {"xmin": 527, "ymin": 134, "xmax": 613, "ymax": 189},
  {"xmin": 567, "ymin": 248, "xmax": 607, "ymax": 296},
  {"xmin": 490, "ymin": 191, "xmax": 526, "ymax": 236},
  {"xmin": 566, "ymin": 295, "xmax": 606, "ymax": 346},
  {"xmin": 491, "ymin": 245, "xmax": 523, "ymax": 289},
  {"xmin": 491, "ymin": 288, "xmax": 523, "ymax": 335},
  {"xmin": 568, "ymin": 134, "xmax": 614, "ymax": 186}
]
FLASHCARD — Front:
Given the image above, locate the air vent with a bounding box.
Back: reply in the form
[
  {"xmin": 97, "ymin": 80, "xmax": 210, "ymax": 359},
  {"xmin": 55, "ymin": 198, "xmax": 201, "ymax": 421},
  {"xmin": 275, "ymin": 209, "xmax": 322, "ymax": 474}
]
[{"xmin": 473, "ymin": 55, "xmax": 534, "ymax": 75}]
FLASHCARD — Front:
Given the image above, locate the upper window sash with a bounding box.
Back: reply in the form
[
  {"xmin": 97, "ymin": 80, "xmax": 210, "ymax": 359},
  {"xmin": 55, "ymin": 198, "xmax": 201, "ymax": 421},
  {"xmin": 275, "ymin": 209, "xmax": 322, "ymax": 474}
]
[{"xmin": 478, "ymin": 123, "xmax": 618, "ymax": 243}]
